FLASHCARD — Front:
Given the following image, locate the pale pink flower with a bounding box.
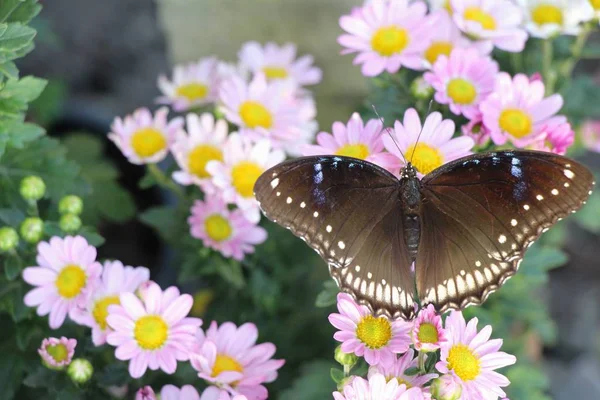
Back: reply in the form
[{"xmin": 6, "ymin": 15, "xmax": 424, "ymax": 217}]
[
  {"xmin": 412, "ymin": 304, "xmax": 447, "ymax": 352},
  {"xmin": 462, "ymin": 115, "xmax": 491, "ymax": 147},
  {"xmin": 338, "ymin": 0, "xmax": 433, "ymax": 76},
  {"xmin": 161, "ymin": 385, "xmax": 201, "ymax": 400},
  {"xmin": 328, "ymin": 293, "xmax": 412, "ymax": 366},
  {"xmin": 516, "ymin": 0, "xmax": 594, "ymax": 39},
  {"xmin": 206, "ymin": 134, "xmax": 285, "ymax": 223},
  {"xmin": 436, "ymin": 311, "xmax": 516, "ymax": 399},
  {"xmin": 302, "ymin": 112, "xmax": 398, "ymax": 172},
  {"xmin": 528, "ymin": 121, "xmax": 574, "ymax": 155},
  {"xmin": 583, "ymin": 120, "xmax": 600, "ymax": 152},
  {"xmin": 106, "ymin": 281, "xmax": 202, "ymax": 379},
  {"xmin": 424, "ymin": 47, "xmax": 498, "ymax": 119},
  {"xmin": 199, "ymin": 387, "xmax": 248, "ymax": 400},
  {"xmin": 188, "ymin": 195, "xmax": 267, "ymax": 261},
  {"xmin": 422, "ymin": 10, "xmax": 477, "ymax": 68},
  {"xmin": 368, "ymin": 349, "xmax": 438, "ymax": 388},
  {"xmin": 190, "ymin": 321, "xmax": 285, "ymax": 400},
  {"xmin": 136, "ymin": 386, "xmax": 157, "ymax": 400},
  {"xmin": 171, "ymin": 113, "xmax": 229, "ymax": 191},
  {"xmin": 450, "ymin": 0, "xmax": 528, "ymax": 53},
  {"xmin": 430, "ymin": 375, "xmax": 463, "ymax": 400},
  {"xmin": 108, "ymin": 107, "xmax": 183, "ymax": 165},
  {"xmin": 382, "ymin": 108, "xmax": 474, "ymax": 177},
  {"xmin": 38, "ymin": 337, "xmax": 77, "ymax": 368},
  {"xmin": 333, "ymin": 373, "xmax": 429, "ymax": 400},
  {"xmin": 23, "ymin": 236, "xmax": 102, "ymax": 329},
  {"xmin": 70, "ymin": 260, "xmax": 150, "ymax": 346},
  {"xmin": 480, "ymin": 73, "xmax": 565, "ymax": 147},
  {"xmin": 238, "ymin": 41, "xmax": 322, "ymax": 86},
  {"xmin": 157, "ymin": 57, "xmax": 219, "ymax": 111}
]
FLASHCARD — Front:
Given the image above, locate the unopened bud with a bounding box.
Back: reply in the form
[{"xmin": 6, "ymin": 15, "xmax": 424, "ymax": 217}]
[
  {"xmin": 430, "ymin": 375, "xmax": 463, "ymax": 400},
  {"xmin": 20, "ymin": 176, "xmax": 46, "ymax": 201},
  {"xmin": 0, "ymin": 227, "xmax": 19, "ymax": 251},
  {"xmin": 59, "ymin": 195, "xmax": 84, "ymax": 215},
  {"xmin": 410, "ymin": 77, "xmax": 433, "ymax": 100},
  {"xmin": 334, "ymin": 345, "xmax": 358, "ymax": 367},
  {"xmin": 59, "ymin": 214, "xmax": 82, "ymax": 233},
  {"xmin": 67, "ymin": 358, "xmax": 93, "ymax": 384},
  {"xmin": 20, "ymin": 217, "xmax": 44, "ymax": 243}
]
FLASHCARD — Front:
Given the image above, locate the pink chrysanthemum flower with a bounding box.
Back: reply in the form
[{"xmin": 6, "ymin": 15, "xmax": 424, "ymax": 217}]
[
  {"xmin": 199, "ymin": 387, "xmax": 248, "ymax": 400},
  {"xmin": 411, "ymin": 304, "xmax": 447, "ymax": 352},
  {"xmin": 136, "ymin": 386, "xmax": 157, "ymax": 400},
  {"xmin": 23, "ymin": 236, "xmax": 102, "ymax": 329},
  {"xmin": 171, "ymin": 113, "xmax": 229, "ymax": 191},
  {"xmin": 338, "ymin": 0, "xmax": 433, "ymax": 76},
  {"xmin": 528, "ymin": 121, "xmax": 575, "ymax": 155},
  {"xmin": 238, "ymin": 41, "xmax": 322, "ymax": 86},
  {"xmin": 206, "ymin": 134, "xmax": 285, "ymax": 223},
  {"xmin": 436, "ymin": 311, "xmax": 516, "ymax": 399},
  {"xmin": 368, "ymin": 349, "xmax": 438, "ymax": 389},
  {"xmin": 108, "ymin": 107, "xmax": 183, "ymax": 165},
  {"xmin": 106, "ymin": 281, "xmax": 202, "ymax": 379},
  {"xmin": 328, "ymin": 293, "xmax": 412, "ymax": 366},
  {"xmin": 38, "ymin": 337, "xmax": 77, "ymax": 369},
  {"xmin": 582, "ymin": 120, "xmax": 600, "ymax": 153},
  {"xmin": 188, "ymin": 195, "xmax": 267, "ymax": 261},
  {"xmin": 190, "ymin": 321, "xmax": 285, "ymax": 400},
  {"xmin": 157, "ymin": 57, "xmax": 219, "ymax": 111},
  {"xmin": 450, "ymin": 0, "xmax": 528, "ymax": 53},
  {"xmin": 462, "ymin": 115, "xmax": 491, "ymax": 147},
  {"xmin": 302, "ymin": 112, "xmax": 397, "ymax": 172},
  {"xmin": 516, "ymin": 0, "xmax": 594, "ymax": 39},
  {"xmin": 480, "ymin": 72, "xmax": 565, "ymax": 147},
  {"xmin": 333, "ymin": 373, "xmax": 429, "ymax": 400},
  {"xmin": 382, "ymin": 108, "xmax": 475, "ymax": 177},
  {"xmin": 161, "ymin": 385, "xmax": 201, "ymax": 400},
  {"xmin": 424, "ymin": 47, "xmax": 498, "ymax": 119},
  {"xmin": 71, "ymin": 260, "xmax": 149, "ymax": 346},
  {"xmin": 422, "ymin": 10, "xmax": 477, "ymax": 68}
]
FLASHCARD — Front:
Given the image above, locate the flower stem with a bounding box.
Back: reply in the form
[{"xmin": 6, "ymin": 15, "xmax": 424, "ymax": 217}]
[
  {"xmin": 418, "ymin": 351, "xmax": 425, "ymax": 372},
  {"xmin": 560, "ymin": 25, "xmax": 593, "ymax": 81},
  {"xmin": 147, "ymin": 163, "xmax": 185, "ymax": 200},
  {"xmin": 542, "ymin": 39, "xmax": 556, "ymax": 95}
]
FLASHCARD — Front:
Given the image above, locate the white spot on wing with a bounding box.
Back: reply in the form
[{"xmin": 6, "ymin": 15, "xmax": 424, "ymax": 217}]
[
  {"xmin": 564, "ymin": 182, "xmax": 570, "ymax": 188},
  {"xmin": 498, "ymin": 235, "xmax": 507, "ymax": 244},
  {"xmin": 286, "ymin": 197, "xmax": 292, "ymax": 204},
  {"xmin": 367, "ymin": 272, "xmax": 373, "ymax": 279},
  {"xmin": 313, "ymin": 211, "xmax": 319, "ymax": 217},
  {"xmin": 276, "ymin": 191, "xmax": 281, "ymax": 197},
  {"xmin": 300, "ymin": 202, "xmax": 306, "ymax": 208},
  {"xmin": 564, "ymin": 169, "xmax": 575, "ymax": 179},
  {"xmin": 338, "ymin": 241, "xmax": 345, "ymax": 249},
  {"xmin": 355, "ymin": 265, "xmax": 361, "ymax": 272},
  {"xmin": 551, "ymin": 189, "xmax": 559, "ymax": 196},
  {"xmin": 536, "ymin": 195, "xmax": 544, "ymax": 201},
  {"xmin": 270, "ymin": 178, "xmax": 279, "ymax": 188},
  {"xmin": 326, "ymin": 225, "xmax": 332, "ymax": 233},
  {"xmin": 475, "ymin": 261, "xmax": 482, "ymax": 267},
  {"xmin": 511, "ymin": 219, "xmax": 518, "ymax": 227},
  {"xmin": 523, "ymin": 204, "xmax": 530, "ymax": 210}
]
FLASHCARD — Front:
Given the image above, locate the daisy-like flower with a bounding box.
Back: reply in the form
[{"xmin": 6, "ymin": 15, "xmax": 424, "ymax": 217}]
[
  {"xmin": 528, "ymin": 121, "xmax": 574, "ymax": 155},
  {"xmin": 591, "ymin": 0, "xmax": 600, "ymax": 18},
  {"xmin": 302, "ymin": 112, "xmax": 398, "ymax": 172},
  {"xmin": 462, "ymin": 115, "xmax": 491, "ymax": 147},
  {"xmin": 422, "ymin": 10, "xmax": 476, "ymax": 68},
  {"xmin": 424, "ymin": 47, "xmax": 498, "ymax": 119},
  {"xmin": 71, "ymin": 260, "xmax": 149, "ymax": 346},
  {"xmin": 480, "ymin": 72, "xmax": 565, "ymax": 147},
  {"xmin": 38, "ymin": 337, "xmax": 77, "ymax": 369},
  {"xmin": 190, "ymin": 321, "xmax": 285, "ymax": 400},
  {"xmin": 23, "ymin": 236, "xmax": 102, "ymax": 329},
  {"xmin": 429, "ymin": 0, "xmax": 454, "ymax": 14},
  {"xmin": 105, "ymin": 281, "xmax": 202, "ymax": 379},
  {"xmin": 450, "ymin": 0, "xmax": 528, "ymax": 53},
  {"xmin": 382, "ymin": 108, "xmax": 475, "ymax": 177},
  {"xmin": 161, "ymin": 385, "xmax": 201, "ymax": 400},
  {"xmin": 368, "ymin": 349, "xmax": 438, "ymax": 389},
  {"xmin": 333, "ymin": 373, "xmax": 429, "ymax": 400},
  {"xmin": 188, "ymin": 195, "xmax": 267, "ymax": 261},
  {"xmin": 199, "ymin": 387, "xmax": 248, "ymax": 400},
  {"xmin": 582, "ymin": 120, "xmax": 600, "ymax": 152},
  {"xmin": 206, "ymin": 134, "xmax": 285, "ymax": 223},
  {"xmin": 328, "ymin": 293, "xmax": 412, "ymax": 366},
  {"xmin": 238, "ymin": 41, "xmax": 322, "ymax": 86},
  {"xmin": 436, "ymin": 311, "xmax": 516, "ymax": 399},
  {"xmin": 157, "ymin": 57, "xmax": 219, "ymax": 111},
  {"xmin": 171, "ymin": 113, "xmax": 229, "ymax": 190},
  {"xmin": 338, "ymin": 0, "xmax": 433, "ymax": 76},
  {"xmin": 412, "ymin": 304, "xmax": 447, "ymax": 352},
  {"xmin": 517, "ymin": 0, "xmax": 594, "ymax": 38},
  {"xmin": 108, "ymin": 107, "xmax": 183, "ymax": 165}
]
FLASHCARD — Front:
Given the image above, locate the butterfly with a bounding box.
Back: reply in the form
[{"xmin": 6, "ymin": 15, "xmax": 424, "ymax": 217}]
[{"xmin": 253, "ymin": 150, "xmax": 594, "ymax": 320}]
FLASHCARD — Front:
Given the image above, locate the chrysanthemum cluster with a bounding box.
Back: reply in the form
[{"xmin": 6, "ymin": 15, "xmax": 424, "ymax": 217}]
[{"xmin": 329, "ymin": 294, "xmax": 516, "ymax": 400}]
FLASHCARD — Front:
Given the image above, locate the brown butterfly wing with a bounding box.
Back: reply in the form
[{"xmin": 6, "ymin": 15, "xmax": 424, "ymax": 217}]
[
  {"xmin": 254, "ymin": 156, "xmax": 416, "ymax": 319},
  {"xmin": 416, "ymin": 150, "xmax": 594, "ymax": 313}
]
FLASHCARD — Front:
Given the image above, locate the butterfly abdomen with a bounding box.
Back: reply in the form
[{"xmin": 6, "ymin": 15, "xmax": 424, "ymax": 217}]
[{"xmin": 399, "ymin": 175, "xmax": 422, "ymax": 262}]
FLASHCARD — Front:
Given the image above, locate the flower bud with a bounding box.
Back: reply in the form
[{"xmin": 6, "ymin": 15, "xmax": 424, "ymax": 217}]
[
  {"xmin": 20, "ymin": 217, "xmax": 44, "ymax": 243},
  {"xmin": 67, "ymin": 358, "xmax": 93, "ymax": 384},
  {"xmin": 59, "ymin": 214, "xmax": 82, "ymax": 233},
  {"xmin": 135, "ymin": 386, "xmax": 157, "ymax": 400},
  {"xmin": 410, "ymin": 77, "xmax": 433, "ymax": 100},
  {"xmin": 20, "ymin": 176, "xmax": 46, "ymax": 201},
  {"xmin": 0, "ymin": 227, "xmax": 19, "ymax": 252},
  {"xmin": 430, "ymin": 375, "xmax": 463, "ymax": 400},
  {"xmin": 334, "ymin": 345, "xmax": 358, "ymax": 367},
  {"xmin": 59, "ymin": 195, "xmax": 84, "ymax": 215}
]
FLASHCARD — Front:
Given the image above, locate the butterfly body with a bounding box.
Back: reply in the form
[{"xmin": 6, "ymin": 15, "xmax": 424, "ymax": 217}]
[{"xmin": 254, "ymin": 150, "xmax": 594, "ymax": 320}]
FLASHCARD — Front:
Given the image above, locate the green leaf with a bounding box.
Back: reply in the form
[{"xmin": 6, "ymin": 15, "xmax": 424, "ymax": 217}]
[
  {"xmin": 403, "ymin": 366, "xmax": 420, "ymax": 376},
  {"xmin": 96, "ymin": 363, "xmax": 129, "ymax": 387},
  {"xmin": 139, "ymin": 169, "xmax": 158, "ymax": 189},
  {"xmin": 573, "ymin": 191, "xmax": 600, "ymax": 233},
  {"xmin": 215, "ymin": 259, "xmax": 245, "ymax": 289},
  {"xmin": 23, "ymin": 366, "xmax": 57, "ymax": 389},
  {"xmin": 0, "ymin": 75, "xmax": 47, "ymax": 102},
  {"xmin": 0, "ymin": 0, "xmax": 42, "ymax": 24},
  {"xmin": 0, "ymin": 61, "xmax": 17, "ymax": 79},
  {"xmin": 425, "ymin": 352, "xmax": 439, "ymax": 372},
  {"xmin": 0, "ymin": 208, "xmax": 24, "ymax": 226},
  {"xmin": 280, "ymin": 360, "xmax": 336, "ymax": 400},
  {"xmin": 5, "ymin": 121, "xmax": 44, "ymax": 148},
  {"xmin": 3, "ymin": 254, "xmax": 22, "ymax": 280},
  {"xmin": 330, "ymin": 367, "xmax": 344, "ymax": 384},
  {"xmin": 0, "ymin": 23, "xmax": 36, "ymax": 62},
  {"xmin": 521, "ymin": 245, "xmax": 568, "ymax": 273},
  {"xmin": 315, "ymin": 279, "xmax": 338, "ymax": 308},
  {"xmin": 561, "ymin": 77, "xmax": 600, "ymax": 124},
  {"xmin": 0, "ymin": 351, "xmax": 24, "ymax": 398},
  {"xmin": 78, "ymin": 228, "xmax": 105, "ymax": 247}
]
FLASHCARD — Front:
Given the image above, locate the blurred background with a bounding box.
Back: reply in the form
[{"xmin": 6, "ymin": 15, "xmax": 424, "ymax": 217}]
[{"xmin": 20, "ymin": 0, "xmax": 600, "ymax": 398}]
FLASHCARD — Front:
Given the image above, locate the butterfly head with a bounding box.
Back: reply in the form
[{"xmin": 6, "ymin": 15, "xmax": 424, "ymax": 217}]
[{"xmin": 400, "ymin": 162, "xmax": 418, "ymax": 180}]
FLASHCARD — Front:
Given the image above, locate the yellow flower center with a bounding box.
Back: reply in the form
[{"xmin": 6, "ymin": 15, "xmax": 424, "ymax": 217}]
[
  {"xmin": 231, "ymin": 161, "xmax": 263, "ymax": 198},
  {"xmin": 417, "ymin": 322, "xmax": 439, "ymax": 344},
  {"xmin": 262, "ymin": 66, "xmax": 288, "ymax": 79},
  {"xmin": 407, "ymin": 143, "xmax": 444, "ymax": 175},
  {"xmin": 204, "ymin": 214, "xmax": 233, "ymax": 242},
  {"xmin": 591, "ymin": 0, "xmax": 600, "ymax": 11},
  {"xmin": 191, "ymin": 289, "xmax": 214, "ymax": 316},
  {"xmin": 46, "ymin": 343, "xmax": 69, "ymax": 362},
  {"xmin": 424, "ymin": 41, "xmax": 453, "ymax": 65},
  {"xmin": 447, "ymin": 344, "xmax": 481, "ymax": 381},
  {"xmin": 532, "ymin": 4, "xmax": 563, "ymax": 26},
  {"xmin": 371, "ymin": 26, "xmax": 410, "ymax": 56},
  {"xmin": 134, "ymin": 315, "xmax": 168, "ymax": 350},
  {"xmin": 212, "ymin": 354, "xmax": 243, "ymax": 377},
  {"xmin": 356, "ymin": 315, "xmax": 392, "ymax": 349},
  {"xmin": 499, "ymin": 109, "xmax": 533, "ymax": 138},
  {"xmin": 239, "ymin": 101, "xmax": 273, "ymax": 129},
  {"xmin": 131, "ymin": 128, "xmax": 167, "ymax": 158},
  {"xmin": 464, "ymin": 7, "xmax": 497, "ymax": 30},
  {"xmin": 55, "ymin": 265, "xmax": 87, "ymax": 299},
  {"xmin": 188, "ymin": 145, "xmax": 223, "ymax": 178},
  {"xmin": 176, "ymin": 83, "xmax": 209, "ymax": 102},
  {"xmin": 447, "ymin": 78, "xmax": 477, "ymax": 105},
  {"xmin": 335, "ymin": 144, "xmax": 369, "ymax": 160},
  {"xmin": 396, "ymin": 378, "xmax": 413, "ymax": 389},
  {"xmin": 92, "ymin": 295, "xmax": 121, "ymax": 330}
]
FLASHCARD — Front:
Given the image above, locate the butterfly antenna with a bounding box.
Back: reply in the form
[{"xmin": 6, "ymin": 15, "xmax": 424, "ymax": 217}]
[
  {"xmin": 409, "ymin": 101, "xmax": 433, "ymax": 162},
  {"xmin": 372, "ymin": 105, "xmax": 407, "ymax": 163}
]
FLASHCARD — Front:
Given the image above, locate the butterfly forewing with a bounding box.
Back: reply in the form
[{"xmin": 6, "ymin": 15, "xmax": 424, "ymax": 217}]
[{"xmin": 417, "ymin": 150, "xmax": 594, "ymax": 313}]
